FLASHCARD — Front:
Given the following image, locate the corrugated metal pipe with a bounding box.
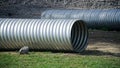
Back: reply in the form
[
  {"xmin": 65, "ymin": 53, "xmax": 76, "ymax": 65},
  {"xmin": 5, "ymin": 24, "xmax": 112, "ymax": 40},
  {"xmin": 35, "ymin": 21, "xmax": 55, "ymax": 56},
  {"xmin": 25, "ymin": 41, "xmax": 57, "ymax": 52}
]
[
  {"xmin": 41, "ymin": 9, "xmax": 120, "ymax": 30},
  {"xmin": 0, "ymin": 18, "xmax": 88, "ymax": 52}
]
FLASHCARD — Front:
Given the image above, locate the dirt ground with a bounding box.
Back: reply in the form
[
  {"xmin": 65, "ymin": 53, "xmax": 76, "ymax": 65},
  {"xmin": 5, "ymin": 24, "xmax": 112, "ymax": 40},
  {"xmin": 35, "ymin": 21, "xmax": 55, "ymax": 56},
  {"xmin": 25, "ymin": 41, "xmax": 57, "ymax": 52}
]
[{"xmin": 84, "ymin": 30, "xmax": 120, "ymax": 57}]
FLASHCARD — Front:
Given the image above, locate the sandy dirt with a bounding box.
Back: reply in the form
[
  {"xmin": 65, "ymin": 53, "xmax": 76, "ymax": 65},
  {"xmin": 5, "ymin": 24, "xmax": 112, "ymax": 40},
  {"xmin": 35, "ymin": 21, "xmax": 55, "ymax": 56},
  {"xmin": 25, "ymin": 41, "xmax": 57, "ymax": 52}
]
[{"xmin": 83, "ymin": 30, "xmax": 120, "ymax": 57}]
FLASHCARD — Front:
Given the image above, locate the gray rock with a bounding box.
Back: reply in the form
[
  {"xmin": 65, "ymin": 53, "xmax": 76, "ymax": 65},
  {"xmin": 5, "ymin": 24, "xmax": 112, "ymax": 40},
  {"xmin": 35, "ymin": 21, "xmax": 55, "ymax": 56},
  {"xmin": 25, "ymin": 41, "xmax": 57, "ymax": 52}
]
[{"xmin": 19, "ymin": 46, "xmax": 29, "ymax": 54}]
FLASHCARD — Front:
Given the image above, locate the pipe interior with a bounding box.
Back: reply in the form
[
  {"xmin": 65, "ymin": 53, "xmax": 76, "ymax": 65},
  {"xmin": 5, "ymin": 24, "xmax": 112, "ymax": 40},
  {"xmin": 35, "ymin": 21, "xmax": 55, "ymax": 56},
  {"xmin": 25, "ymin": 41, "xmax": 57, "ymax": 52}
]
[{"xmin": 71, "ymin": 20, "xmax": 88, "ymax": 52}]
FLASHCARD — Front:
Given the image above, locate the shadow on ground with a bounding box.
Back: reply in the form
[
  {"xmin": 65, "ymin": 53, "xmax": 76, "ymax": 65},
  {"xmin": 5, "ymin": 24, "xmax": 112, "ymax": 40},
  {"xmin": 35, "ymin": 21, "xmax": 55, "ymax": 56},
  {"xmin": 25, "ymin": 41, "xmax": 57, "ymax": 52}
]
[
  {"xmin": 80, "ymin": 50, "xmax": 120, "ymax": 57},
  {"xmin": 50, "ymin": 50, "xmax": 120, "ymax": 57},
  {"xmin": 0, "ymin": 49, "xmax": 120, "ymax": 57}
]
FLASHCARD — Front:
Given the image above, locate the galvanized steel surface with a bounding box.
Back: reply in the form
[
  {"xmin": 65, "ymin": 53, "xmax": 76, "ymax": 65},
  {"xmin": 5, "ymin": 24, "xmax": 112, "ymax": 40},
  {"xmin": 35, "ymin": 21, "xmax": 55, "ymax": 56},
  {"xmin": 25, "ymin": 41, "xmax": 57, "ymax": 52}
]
[
  {"xmin": 41, "ymin": 9, "xmax": 120, "ymax": 30},
  {"xmin": 0, "ymin": 18, "xmax": 88, "ymax": 52}
]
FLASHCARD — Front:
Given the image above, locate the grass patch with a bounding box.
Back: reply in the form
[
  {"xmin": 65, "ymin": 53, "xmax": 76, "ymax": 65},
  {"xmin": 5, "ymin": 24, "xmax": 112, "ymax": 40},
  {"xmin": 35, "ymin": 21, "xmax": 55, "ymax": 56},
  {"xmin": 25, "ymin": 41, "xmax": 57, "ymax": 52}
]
[{"xmin": 0, "ymin": 52, "xmax": 120, "ymax": 68}]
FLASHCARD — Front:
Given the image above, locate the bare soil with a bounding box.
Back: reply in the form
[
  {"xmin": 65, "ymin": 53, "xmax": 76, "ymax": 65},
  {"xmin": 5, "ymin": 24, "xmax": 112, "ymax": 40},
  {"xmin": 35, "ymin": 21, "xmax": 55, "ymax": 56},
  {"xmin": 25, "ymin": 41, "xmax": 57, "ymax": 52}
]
[{"xmin": 84, "ymin": 30, "xmax": 120, "ymax": 57}]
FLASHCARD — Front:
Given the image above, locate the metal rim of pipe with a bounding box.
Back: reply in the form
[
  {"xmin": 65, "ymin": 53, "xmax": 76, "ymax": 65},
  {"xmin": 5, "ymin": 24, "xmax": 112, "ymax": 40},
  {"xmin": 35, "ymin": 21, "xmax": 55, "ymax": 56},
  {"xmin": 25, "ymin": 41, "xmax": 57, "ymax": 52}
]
[{"xmin": 71, "ymin": 20, "xmax": 88, "ymax": 52}]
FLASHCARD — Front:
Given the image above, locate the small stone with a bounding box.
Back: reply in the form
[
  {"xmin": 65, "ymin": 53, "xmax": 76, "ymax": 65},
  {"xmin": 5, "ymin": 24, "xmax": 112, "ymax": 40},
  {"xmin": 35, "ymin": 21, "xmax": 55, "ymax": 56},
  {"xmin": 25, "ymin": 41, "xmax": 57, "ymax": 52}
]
[{"xmin": 19, "ymin": 46, "xmax": 29, "ymax": 54}]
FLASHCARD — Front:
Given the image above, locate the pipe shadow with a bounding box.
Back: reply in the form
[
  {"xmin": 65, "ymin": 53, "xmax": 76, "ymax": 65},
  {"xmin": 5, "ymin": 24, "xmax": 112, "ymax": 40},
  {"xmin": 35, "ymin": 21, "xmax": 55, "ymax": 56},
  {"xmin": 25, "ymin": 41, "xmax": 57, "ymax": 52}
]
[
  {"xmin": 19, "ymin": 49, "xmax": 120, "ymax": 57},
  {"xmin": 0, "ymin": 49, "xmax": 120, "ymax": 57},
  {"xmin": 0, "ymin": 48, "xmax": 120, "ymax": 57},
  {"xmin": 50, "ymin": 50, "xmax": 120, "ymax": 57},
  {"xmin": 80, "ymin": 50, "xmax": 120, "ymax": 57}
]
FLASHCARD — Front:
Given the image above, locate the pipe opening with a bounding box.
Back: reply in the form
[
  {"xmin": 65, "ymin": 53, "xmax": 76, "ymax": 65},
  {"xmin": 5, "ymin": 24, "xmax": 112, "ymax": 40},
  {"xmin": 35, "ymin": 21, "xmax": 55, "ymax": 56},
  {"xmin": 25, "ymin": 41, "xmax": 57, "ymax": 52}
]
[{"xmin": 71, "ymin": 20, "xmax": 88, "ymax": 52}]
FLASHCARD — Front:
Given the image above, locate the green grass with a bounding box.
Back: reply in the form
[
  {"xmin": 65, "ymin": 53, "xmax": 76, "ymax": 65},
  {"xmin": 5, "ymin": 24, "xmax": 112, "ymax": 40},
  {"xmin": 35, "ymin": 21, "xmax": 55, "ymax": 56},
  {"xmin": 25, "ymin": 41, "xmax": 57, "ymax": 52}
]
[{"xmin": 0, "ymin": 52, "xmax": 120, "ymax": 68}]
